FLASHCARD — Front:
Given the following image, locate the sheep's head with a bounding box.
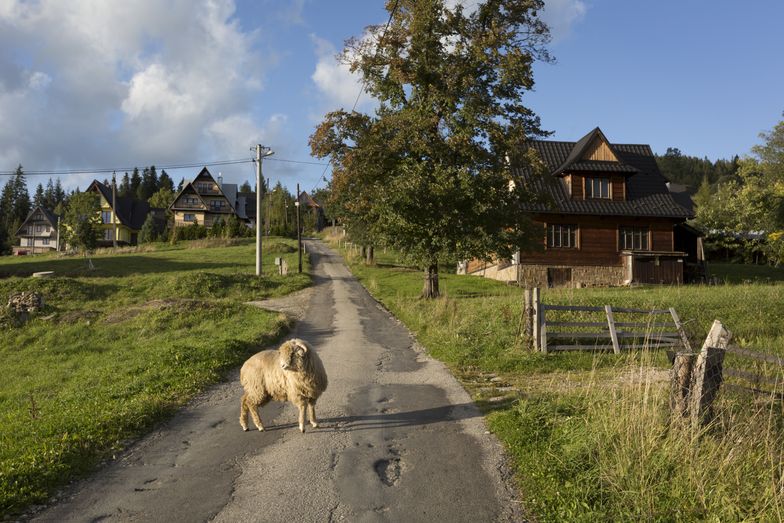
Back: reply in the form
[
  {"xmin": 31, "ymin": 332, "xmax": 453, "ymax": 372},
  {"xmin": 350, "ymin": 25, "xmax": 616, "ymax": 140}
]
[{"xmin": 279, "ymin": 339, "xmax": 310, "ymax": 371}]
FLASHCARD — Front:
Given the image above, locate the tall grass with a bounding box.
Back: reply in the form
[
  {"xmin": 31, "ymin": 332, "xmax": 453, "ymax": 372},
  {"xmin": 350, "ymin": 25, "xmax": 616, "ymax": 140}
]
[{"xmin": 331, "ymin": 238, "xmax": 784, "ymax": 520}]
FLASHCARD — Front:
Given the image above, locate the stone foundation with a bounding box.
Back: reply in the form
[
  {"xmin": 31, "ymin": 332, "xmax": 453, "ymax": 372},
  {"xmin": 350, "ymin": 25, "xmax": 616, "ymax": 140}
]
[{"xmin": 469, "ymin": 262, "xmax": 630, "ymax": 288}]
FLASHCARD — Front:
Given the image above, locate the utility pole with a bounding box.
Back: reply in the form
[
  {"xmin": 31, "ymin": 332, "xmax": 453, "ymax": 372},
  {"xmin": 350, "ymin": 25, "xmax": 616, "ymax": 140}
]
[
  {"xmin": 255, "ymin": 145, "xmax": 273, "ymax": 276},
  {"xmin": 296, "ymin": 183, "xmax": 302, "ymax": 273},
  {"xmin": 111, "ymin": 172, "xmax": 118, "ymax": 248}
]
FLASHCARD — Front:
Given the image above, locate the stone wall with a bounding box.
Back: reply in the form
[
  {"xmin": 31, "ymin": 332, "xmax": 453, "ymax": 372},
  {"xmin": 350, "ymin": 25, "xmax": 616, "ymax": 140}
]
[{"xmin": 469, "ymin": 261, "xmax": 631, "ymax": 287}]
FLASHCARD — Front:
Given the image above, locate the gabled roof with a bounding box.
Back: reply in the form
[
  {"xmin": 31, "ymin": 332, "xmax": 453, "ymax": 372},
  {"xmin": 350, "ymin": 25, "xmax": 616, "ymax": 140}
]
[
  {"xmin": 517, "ymin": 130, "xmax": 692, "ymax": 219},
  {"xmin": 87, "ymin": 180, "xmax": 151, "ymax": 230},
  {"xmin": 169, "ymin": 167, "xmax": 237, "ymax": 213},
  {"xmin": 552, "ymin": 127, "xmax": 637, "ymax": 176},
  {"xmin": 170, "ymin": 182, "xmax": 209, "ymax": 210},
  {"xmin": 16, "ymin": 206, "xmax": 59, "ymax": 235},
  {"xmin": 298, "ymin": 191, "xmax": 321, "ymax": 208}
]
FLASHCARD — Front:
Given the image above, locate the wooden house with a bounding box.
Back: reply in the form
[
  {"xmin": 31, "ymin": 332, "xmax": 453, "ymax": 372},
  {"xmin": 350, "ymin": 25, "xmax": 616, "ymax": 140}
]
[
  {"xmin": 14, "ymin": 206, "xmax": 60, "ymax": 254},
  {"xmin": 169, "ymin": 168, "xmax": 254, "ymax": 228},
  {"xmin": 298, "ymin": 190, "xmax": 327, "ymax": 231},
  {"xmin": 463, "ymin": 128, "xmax": 700, "ymax": 287},
  {"xmin": 86, "ymin": 180, "xmax": 152, "ymax": 246}
]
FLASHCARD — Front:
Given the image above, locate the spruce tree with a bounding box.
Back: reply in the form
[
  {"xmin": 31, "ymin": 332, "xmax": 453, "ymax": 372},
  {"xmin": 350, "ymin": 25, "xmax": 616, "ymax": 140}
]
[
  {"xmin": 119, "ymin": 172, "xmax": 131, "ymax": 197},
  {"xmin": 130, "ymin": 168, "xmax": 142, "ymax": 198},
  {"xmin": 33, "ymin": 183, "xmax": 44, "ymax": 208},
  {"xmin": 158, "ymin": 170, "xmax": 174, "ymax": 193},
  {"xmin": 43, "ymin": 178, "xmax": 56, "ymax": 209}
]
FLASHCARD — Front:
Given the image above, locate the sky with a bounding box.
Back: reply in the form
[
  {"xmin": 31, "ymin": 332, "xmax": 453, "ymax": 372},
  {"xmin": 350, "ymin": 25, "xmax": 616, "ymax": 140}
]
[{"xmin": 1, "ymin": 0, "xmax": 783, "ymax": 195}]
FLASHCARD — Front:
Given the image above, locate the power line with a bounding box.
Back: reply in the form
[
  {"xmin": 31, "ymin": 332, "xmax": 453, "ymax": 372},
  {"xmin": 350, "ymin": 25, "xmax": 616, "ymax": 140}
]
[
  {"xmin": 0, "ymin": 156, "xmax": 328, "ymax": 177},
  {"xmin": 311, "ymin": 0, "xmax": 400, "ymax": 193}
]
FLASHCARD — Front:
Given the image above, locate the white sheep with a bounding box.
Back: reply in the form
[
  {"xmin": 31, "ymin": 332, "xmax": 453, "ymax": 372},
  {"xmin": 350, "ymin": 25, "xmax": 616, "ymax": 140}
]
[{"xmin": 239, "ymin": 338, "xmax": 328, "ymax": 433}]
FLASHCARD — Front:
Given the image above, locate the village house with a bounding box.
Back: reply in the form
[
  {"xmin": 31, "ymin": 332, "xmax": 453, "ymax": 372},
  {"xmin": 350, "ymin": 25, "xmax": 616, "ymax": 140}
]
[
  {"xmin": 298, "ymin": 190, "xmax": 327, "ymax": 231},
  {"xmin": 14, "ymin": 206, "xmax": 60, "ymax": 254},
  {"xmin": 169, "ymin": 167, "xmax": 255, "ymax": 228},
  {"xmin": 86, "ymin": 180, "xmax": 155, "ymax": 246},
  {"xmin": 462, "ymin": 127, "xmax": 703, "ymax": 287}
]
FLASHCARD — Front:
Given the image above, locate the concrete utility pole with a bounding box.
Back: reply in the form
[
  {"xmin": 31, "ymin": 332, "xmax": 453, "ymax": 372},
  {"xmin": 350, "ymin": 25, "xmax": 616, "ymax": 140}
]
[
  {"xmin": 255, "ymin": 145, "xmax": 274, "ymax": 276},
  {"xmin": 296, "ymin": 183, "xmax": 302, "ymax": 273},
  {"xmin": 111, "ymin": 172, "xmax": 118, "ymax": 248}
]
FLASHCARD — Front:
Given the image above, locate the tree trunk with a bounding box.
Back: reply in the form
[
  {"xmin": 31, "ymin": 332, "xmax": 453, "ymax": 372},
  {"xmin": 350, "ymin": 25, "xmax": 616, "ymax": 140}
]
[
  {"xmin": 360, "ymin": 245, "xmax": 366, "ymax": 258},
  {"xmin": 422, "ymin": 264, "xmax": 440, "ymax": 299},
  {"xmin": 366, "ymin": 245, "xmax": 374, "ymax": 265}
]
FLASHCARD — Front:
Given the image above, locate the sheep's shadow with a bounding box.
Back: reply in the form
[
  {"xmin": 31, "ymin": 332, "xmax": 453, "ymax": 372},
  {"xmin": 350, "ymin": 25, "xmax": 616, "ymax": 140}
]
[
  {"xmin": 318, "ymin": 402, "xmax": 505, "ymax": 433},
  {"xmin": 253, "ymin": 402, "xmax": 503, "ymax": 433}
]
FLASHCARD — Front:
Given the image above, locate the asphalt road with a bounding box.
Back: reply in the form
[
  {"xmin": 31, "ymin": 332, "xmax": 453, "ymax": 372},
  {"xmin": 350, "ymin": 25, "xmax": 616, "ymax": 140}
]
[{"xmin": 32, "ymin": 240, "xmax": 522, "ymax": 522}]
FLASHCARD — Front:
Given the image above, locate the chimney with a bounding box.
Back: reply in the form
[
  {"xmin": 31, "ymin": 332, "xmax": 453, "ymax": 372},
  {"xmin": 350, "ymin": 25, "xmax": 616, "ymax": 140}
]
[{"xmin": 217, "ymin": 172, "xmax": 223, "ymax": 187}]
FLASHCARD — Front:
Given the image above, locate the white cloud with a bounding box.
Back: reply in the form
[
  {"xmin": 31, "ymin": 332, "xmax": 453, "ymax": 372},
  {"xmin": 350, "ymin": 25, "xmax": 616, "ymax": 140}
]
[
  {"xmin": 310, "ymin": 34, "xmax": 374, "ymax": 113},
  {"xmin": 0, "ymin": 0, "xmax": 268, "ymax": 189},
  {"xmin": 540, "ymin": 0, "xmax": 587, "ymax": 43}
]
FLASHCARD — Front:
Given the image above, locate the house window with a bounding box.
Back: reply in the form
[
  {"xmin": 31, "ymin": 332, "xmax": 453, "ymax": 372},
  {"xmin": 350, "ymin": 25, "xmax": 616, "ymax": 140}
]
[
  {"xmin": 184, "ymin": 213, "xmax": 196, "ymax": 222},
  {"xmin": 547, "ymin": 224, "xmax": 578, "ymax": 248},
  {"xmin": 197, "ymin": 182, "xmax": 215, "ymax": 192},
  {"xmin": 42, "ymin": 238, "xmax": 49, "ymax": 245},
  {"xmin": 210, "ymin": 200, "xmax": 224, "ymax": 211},
  {"xmin": 35, "ymin": 224, "xmax": 43, "ymax": 233},
  {"xmin": 586, "ymin": 177, "xmax": 610, "ymax": 199},
  {"xmin": 620, "ymin": 227, "xmax": 649, "ymax": 250},
  {"xmin": 102, "ymin": 211, "xmax": 112, "ymax": 224},
  {"xmin": 104, "ymin": 229, "xmax": 114, "ymax": 240},
  {"xmin": 182, "ymin": 196, "xmax": 201, "ymax": 207}
]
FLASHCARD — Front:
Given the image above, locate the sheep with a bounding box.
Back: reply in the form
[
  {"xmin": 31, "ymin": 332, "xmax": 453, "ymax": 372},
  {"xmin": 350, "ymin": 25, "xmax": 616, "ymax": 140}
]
[{"xmin": 239, "ymin": 338, "xmax": 328, "ymax": 433}]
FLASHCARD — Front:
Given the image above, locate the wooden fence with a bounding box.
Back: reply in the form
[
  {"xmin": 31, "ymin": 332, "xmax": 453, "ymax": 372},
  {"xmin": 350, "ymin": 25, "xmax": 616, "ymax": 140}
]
[
  {"xmin": 671, "ymin": 320, "xmax": 783, "ymax": 431},
  {"xmin": 524, "ymin": 287, "xmax": 691, "ymax": 354}
]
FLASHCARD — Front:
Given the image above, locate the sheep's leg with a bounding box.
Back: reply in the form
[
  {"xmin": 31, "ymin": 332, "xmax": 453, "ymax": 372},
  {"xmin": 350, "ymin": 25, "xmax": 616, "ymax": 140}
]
[
  {"xmin": 307, "ymin": 400, "xmax": 319, "ymax": 429},
  {"xmin": 297, "ymin": 402, "xmax": 306, "ymax": 433},
  {"xmin": 246, "ymin": 394, "xmax": 268, "ymax": 432},
  {"xmin": 239, "ymin": 393, "xmax": 250, "ymax": 431}
]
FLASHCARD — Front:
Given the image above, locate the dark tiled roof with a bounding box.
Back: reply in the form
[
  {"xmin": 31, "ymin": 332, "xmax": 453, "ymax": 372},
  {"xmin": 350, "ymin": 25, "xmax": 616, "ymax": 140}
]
[
  {"xmin": 16, "ymin": 206, "xmax": 60, "ymax": 235},
  {"xmin": 517, "ymin": 130, "xmax": 692, "ymax": 219},
  {"xmin": 88, "ymin": 180, "xmax": 150, "ymax": 230}
]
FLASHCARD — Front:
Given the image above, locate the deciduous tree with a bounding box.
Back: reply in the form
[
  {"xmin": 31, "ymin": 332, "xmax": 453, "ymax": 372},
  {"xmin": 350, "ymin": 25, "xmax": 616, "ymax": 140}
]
[
  {"xmin": 62, "ymin": 192, "xmax": 102, "ymax": 256},
  {"xmin": 311, "ymin": 0, "xmax": 552, "ymax": 297}
]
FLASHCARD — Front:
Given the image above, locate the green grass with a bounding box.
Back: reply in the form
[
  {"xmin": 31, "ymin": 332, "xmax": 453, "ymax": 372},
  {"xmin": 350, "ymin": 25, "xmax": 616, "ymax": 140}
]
[
  {"xmin": 0, "ymin": 238, "xmax": 311, "ymax": 516},
  {"xmin": 332, "ymin": 239, "xmax": 784, "ymax": 521}
]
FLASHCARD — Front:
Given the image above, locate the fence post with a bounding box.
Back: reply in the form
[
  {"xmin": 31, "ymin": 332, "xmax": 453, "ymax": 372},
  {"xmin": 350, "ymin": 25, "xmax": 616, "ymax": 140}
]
[
  {"xmin": 605, "ymin": 305, "xmax": 620, "ymax": 354},
  {"xmin": 532, "ymin": 287, "xmax": 542, "ymax": 352},
  {"xmin": 524, "ymin": 288, "xmax": 532, "ymax": 339},
  {"xmin": 669, "ymin": 307, "xmax": 692, "ymax": 352},
  {"xmin": 688, "ymin": 320, "xmax": 732, "ymax": 431},
  {"xmin": 670, "ymin": 352, "xmax": 697, "ymax": 419}
]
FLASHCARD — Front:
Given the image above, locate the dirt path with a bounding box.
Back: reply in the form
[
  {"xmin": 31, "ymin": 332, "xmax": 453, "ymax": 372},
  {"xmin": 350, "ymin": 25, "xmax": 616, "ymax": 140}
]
[{"xmin": 32, "ymin": 240, "xmax": 522, "ymax": 522}]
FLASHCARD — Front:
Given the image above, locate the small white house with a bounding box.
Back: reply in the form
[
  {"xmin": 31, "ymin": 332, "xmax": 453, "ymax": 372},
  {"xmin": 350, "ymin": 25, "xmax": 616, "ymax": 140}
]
[{"xmin": 14, "ymin": 206, "xmax": 60, "ymax": 254}]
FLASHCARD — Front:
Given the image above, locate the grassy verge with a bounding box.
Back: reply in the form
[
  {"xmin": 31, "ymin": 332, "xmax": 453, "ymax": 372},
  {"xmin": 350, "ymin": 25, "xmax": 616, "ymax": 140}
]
[
  {"xmin": 330, "ymin": 238, "xmax": 784, "ymax": 521},
  {"xmin": 0, "ymin": 238, "xmax": 310, "ymax": 516}
]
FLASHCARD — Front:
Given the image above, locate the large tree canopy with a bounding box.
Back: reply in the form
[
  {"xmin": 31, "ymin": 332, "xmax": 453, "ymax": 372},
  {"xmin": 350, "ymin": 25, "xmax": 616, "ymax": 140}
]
[{"xmin": 310, "ymin": 0, "xmax": 552, "ymax": 297}]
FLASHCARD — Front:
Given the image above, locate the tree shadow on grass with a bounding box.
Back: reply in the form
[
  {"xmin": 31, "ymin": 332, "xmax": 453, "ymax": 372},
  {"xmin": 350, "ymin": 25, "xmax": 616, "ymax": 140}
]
[{"xmin": 0, "ymin": 257, "xmax": 249, "ymax": 279}]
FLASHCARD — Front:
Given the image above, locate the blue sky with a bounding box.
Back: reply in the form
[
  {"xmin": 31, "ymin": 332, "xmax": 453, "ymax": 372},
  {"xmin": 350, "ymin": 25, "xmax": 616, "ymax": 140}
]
[{"xmin": 1, "ymin": 0, "xmax": 783, "ymax": 195}]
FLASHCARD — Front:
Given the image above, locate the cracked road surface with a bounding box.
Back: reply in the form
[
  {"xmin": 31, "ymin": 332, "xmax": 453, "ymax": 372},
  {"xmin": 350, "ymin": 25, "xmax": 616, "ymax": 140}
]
[{"xmin": 33, "ymin": 240, "xmax": 521, "ymax": 522}]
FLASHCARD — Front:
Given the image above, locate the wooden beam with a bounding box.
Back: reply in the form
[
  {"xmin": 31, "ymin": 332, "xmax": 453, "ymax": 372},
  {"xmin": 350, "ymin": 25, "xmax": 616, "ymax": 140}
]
[{"xmin": 605, "ymin": 305, "xmax": 621, "ymax": 354}]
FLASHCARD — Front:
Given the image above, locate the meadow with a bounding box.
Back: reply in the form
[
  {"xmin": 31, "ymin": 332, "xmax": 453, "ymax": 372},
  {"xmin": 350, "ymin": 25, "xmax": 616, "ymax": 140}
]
[
  {"xmin": 334, "ymin": 238, "xmax": 784, "ymax": 522},
  {"xmin": 0, "ymin": 238, "xmax": 309, "ymax": 516}
]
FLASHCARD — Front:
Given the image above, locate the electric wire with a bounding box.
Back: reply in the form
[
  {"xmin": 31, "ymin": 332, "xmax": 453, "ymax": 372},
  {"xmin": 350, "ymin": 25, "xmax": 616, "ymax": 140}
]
[
  {"xmin": 311, "ymin": 0, "xmax": 400, "ymax": 193},
  {"xmin": 0, "ymin": 156, "xmax": 327, "ymax": 177}
]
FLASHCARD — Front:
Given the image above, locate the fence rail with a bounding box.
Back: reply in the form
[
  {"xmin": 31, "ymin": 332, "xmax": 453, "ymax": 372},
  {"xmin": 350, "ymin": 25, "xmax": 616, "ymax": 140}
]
[{"xmin": 525, "ymin": 287, "xmax": 691, "ymax": 354}]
